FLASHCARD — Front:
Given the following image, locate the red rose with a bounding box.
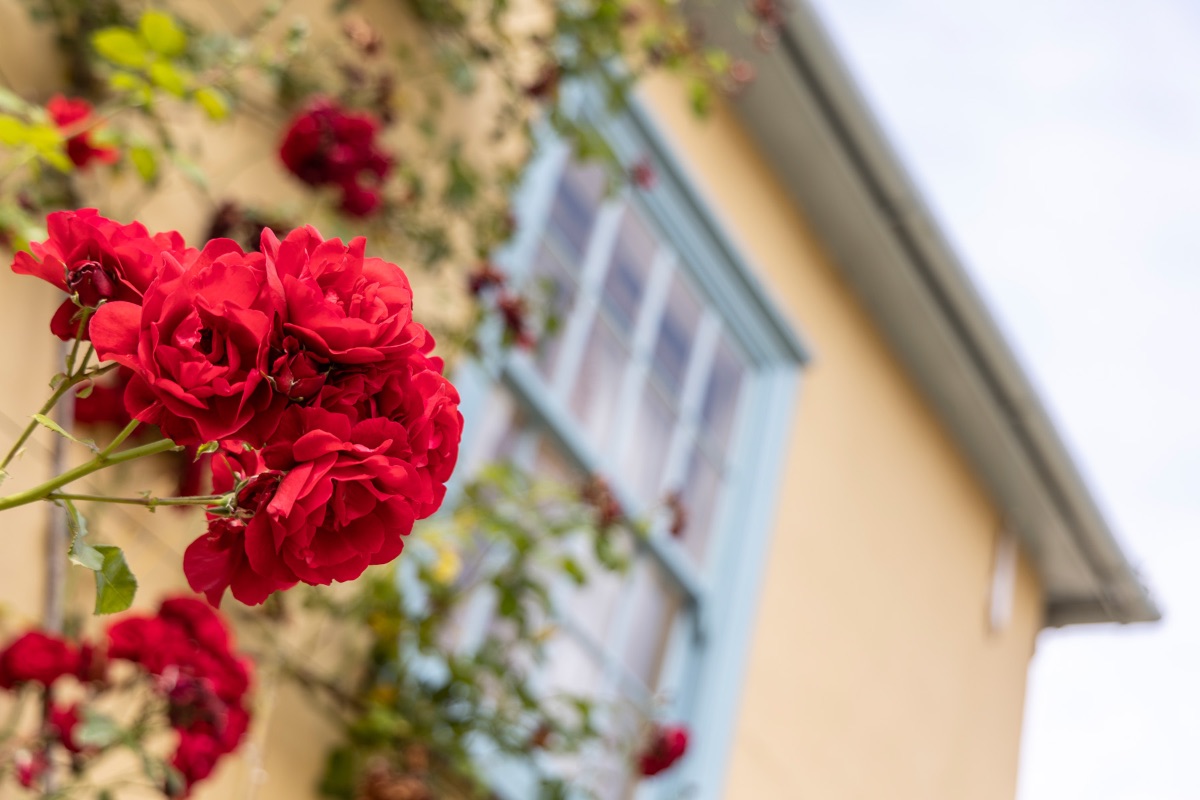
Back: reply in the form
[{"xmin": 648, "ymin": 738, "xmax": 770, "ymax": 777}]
[
  {"xmin": 263, "ymin": 226, "xmax": 427, "ymax": 366},
  {"xmin": 47, "ymin": 95, "xmax": 119, "ymax": 169},
  {"xmin": 636, "ymin": 723, "xmax": 689, "ymax": 777},
  {"xmin": 48, "ymin": 703, "xmax": 87, "ymax": 754},
  {"xmin": 89, "ymin": 238, "xmax": 289, "ymax": 447},
  {"xmin": 278, "ymin": 98, "xmax": 392, "ymax": 217},
  {"xmin": 0, "ymin": 631, "xmax": 79, "ymax": 688},
  {"xmin": 172, "ymin": 730, "xmax": 223, "ymax": 791},
  {"xmin": 186, "ymin": 407, "xmax": 425, "ymax": 605},
  {"xmin": 74, "ymin": 365, "xmax": 135, "ymax": 428},
  {"xmin": 364, "ymin": 361, "xmax": 463, "ymax": 517},
  {"xmin": 185, "ymin": 450, "xmax": 296, "ymax": 606},
  {"xmin": 12, "ymin": 209, "xmax": 193, "ymax": 340},
  {"xmin": 14, "ymin": 749, "xmax": 48, "ymax": 789}
]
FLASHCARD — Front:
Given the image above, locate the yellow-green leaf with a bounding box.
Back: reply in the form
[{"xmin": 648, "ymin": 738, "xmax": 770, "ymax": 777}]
[
  {"xmin": 130, "ymin": 144, "xmax": 157, "ymax": 184},
  {"xmin": 108, "ymin": 71, "xmax": 147, "ymax": 94},
  {"xmin": 149, "ymin": 60, "xmax": 188, "ymax": 97},
  {"xmin": 92, "ymin": 27, "xmax": 148, "ymax": 69},
  {"xmin": 93, "ymin": 545, "xmax": 137, "ymax": 614},
  {"xmin": 138, "ymin": 10, "xmax": 187, "ymax": 57},
  {"xmin": 194, "ymin": 87, "xmax": 229, "ymax": 121},
  {"xmin": 0, "ymin": 115, "xmax": 28, "ymax": 146}
]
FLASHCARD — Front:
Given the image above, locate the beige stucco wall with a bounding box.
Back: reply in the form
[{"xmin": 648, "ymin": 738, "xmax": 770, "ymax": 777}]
[{"xmin": 640, "ymin": 76, "xmax": 1046, "ymax": 800}]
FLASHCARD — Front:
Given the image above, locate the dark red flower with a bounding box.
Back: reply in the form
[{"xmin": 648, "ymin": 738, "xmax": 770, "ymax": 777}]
[
  {"xmin": 636, "ymin": 723, "xmax": 689, "ymax": 777},
  {"xmin": 106, "ymin": 597, "xmax": 252, "ymax": 794},
  {"xmin": 48, "ymin": 703, "xmax": 87, "ymax": 754},
  {"xmin": 186, "ymin": 407, "xmax": 427, "ymax": 605},
  {"xmin": 630, "ymin": 157, "xmax": 656, "ymax": 190},
  {"xmin": 47, "ymin": 95, "xmax": 119, "ymax": 169},
  {"xmin": 467, "ymin": 262, "xmax": 506, "ymax": 297},
  {"xmin": 0, "ymin": 631, "xmax": 79, "ymax": 688},
  {"xmin": 14, "ymin": 748, "xmax": 48, "ymax": 788},
  {"xmin": 496, "ymin": 291, "xmax": 535, "ymax": 348},
  {"xmin": 263, "ymin": 226, "xmax": 427, "ymax": 367},
  {"xmin": 89, "ymin": 238, "xmax": 289, "ymax": 447},
  {"xmin": 11, "ymin": 209, "xmax": 194, "ymax": 340},
  {"xmin": 73, "ymin": 365, "xmax": 135, "ymax": 428},
  {"xmin": 525, "ymin": 63, "xmax": 561, "ymax": 100},
  {"xmin": 278, "ymin": 98, "xmax": 392, "ymax": 218}
]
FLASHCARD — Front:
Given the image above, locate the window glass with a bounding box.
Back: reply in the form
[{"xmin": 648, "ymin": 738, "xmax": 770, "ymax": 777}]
[
  {"xmin": 600, "ymin": 211, "xmax": 658, "ymax": 336},
  {"xmin": 621, "ymin": 383, "xmax": 676, "ymax": 507},
  {"xmin": 678, "ymin": 448, "xmax": 723, "ymax": 566},
  {"xmin": 700, "ymin": 334, "xmax": 745, "ymax": 460},
  {"xmin": 547, "ymin": 161, "xmax": 606, "ymax": 263},
  {"xmin": 569, "ymin": 317, "xmax": 627, "ymax": 450},
  {"xmin": 650, "ymin": 272, "xmax": 703, "ymax": 405},
  {"xmin": 620, "ymin": 562, "xmax": 683, "ymax": 690}
]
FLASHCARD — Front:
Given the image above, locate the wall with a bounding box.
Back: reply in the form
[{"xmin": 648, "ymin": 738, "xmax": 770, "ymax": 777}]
[{"xmin": 640, "ymin": 75, "xmax": 1045, "ymax": 800}]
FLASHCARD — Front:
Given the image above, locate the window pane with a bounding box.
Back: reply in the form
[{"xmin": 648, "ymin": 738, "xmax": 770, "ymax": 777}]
[
  {"xmin": 547, "ymin": 161, "xmax": 606, "ymax": 264},
  {"xmin": 700, "ymin": 334, "xmax": 745, "ymax": 460},
  {"xmin": 678, "ymin": 448, "xmax": 723, "ymax": 565},
  {"xmin": 651, "ymin": 273, "xmax": 702, "ymax": 404},
  {"xmin": 620, "ymin": 560, "xmax": 683, "ymax": 690},
  {"xmin": 540, "ymin": 632, "xmax": 606, "ymax": 699},
  {"xmin": 621, "ymin": 383, "xmax": 676, "ymax": 508},
  {"xmin": 600, "ymin": 211, "xmax": 657, "ymax": 335},
  {"xmin": 529, "ymin": 244, "xmax": 579, "ymax": 379},
  {"xmin": 569, "ymin": 318, "xmax": 627, "ymax": 450}
]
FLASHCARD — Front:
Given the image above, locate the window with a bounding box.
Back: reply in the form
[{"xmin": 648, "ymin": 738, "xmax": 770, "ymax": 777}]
[{"xmin": 453, "ymin": 92, "xmax": 808, "ymax": 799}]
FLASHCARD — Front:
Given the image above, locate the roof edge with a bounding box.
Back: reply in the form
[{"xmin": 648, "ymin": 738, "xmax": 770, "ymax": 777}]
[{"xmin": 696, "ymin": 0, "xmax": 1159, "ymax": 625}]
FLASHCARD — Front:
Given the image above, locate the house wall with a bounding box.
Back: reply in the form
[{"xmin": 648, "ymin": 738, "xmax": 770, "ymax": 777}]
[{"xmin": 639, "ymin": 75, "xmax": 1045, "ymax": 800}]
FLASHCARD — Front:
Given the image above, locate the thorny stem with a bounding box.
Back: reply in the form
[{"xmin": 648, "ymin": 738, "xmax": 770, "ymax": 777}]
[
  {"xmin": 46, "ymin": 491, "xmax": 225, "ymax": 509},
  {"xmin": 0, "ymin": 439, "xmax": 181, "ymax": 512},
  {"xmin": 98, "ymin": 419, "xmax": 140, "ymax": 459}
]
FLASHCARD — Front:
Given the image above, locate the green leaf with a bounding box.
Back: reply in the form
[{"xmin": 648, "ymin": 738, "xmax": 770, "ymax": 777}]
[
  {"xmin": 92, "ymin": 27, "xmax": 149, "ymax": 69},
  {"xmin": 0, "ymin": 88, "xmax": 26, "ymax": 114},
  {"xmin": 76, "ymin": 711, "xmax": 121, "ymax": 747},
  {"xmin": 194, "ymin": 440, "xmax": 220, "ymax": 457},
  {"xmin": 93, "ymin": 545, "xmax": 137, "ymax": 614},
  {"xmin": 32, "ymin": 413, "xmax": 95, "ymax": 451},
  {"xmin": 194, "ymin": 87, "xmax": 229, "ymax": 121},
  {"xmin": 130, "ymin": 144, "xmax": 157, "ymax": 183},
  {"xmin": 109, "ymin": 71, "xmax": 147, "ymax": 94},
  {"xmin": 0, "ymin": 115, "xmax": 28, "ymax": 146},
  {"xmin": 148, "ymin": 60, "xmax": 188, "ymax": 97},
  {"xmin": 138, "ymin": 11, "xmax": 187, "ymax": 57},
  {"xmin": 560, "ymin": 556, "xmax": 587, "ymax": 586},
  {"xmin": 62, "ymin": 500, "xmax": 104, "ymax": 571}
]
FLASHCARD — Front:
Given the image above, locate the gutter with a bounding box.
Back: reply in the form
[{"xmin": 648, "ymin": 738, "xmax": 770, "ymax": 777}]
[{"xmin": 693, "ymin": 0, "xmax": 1159, "ymax": 625}]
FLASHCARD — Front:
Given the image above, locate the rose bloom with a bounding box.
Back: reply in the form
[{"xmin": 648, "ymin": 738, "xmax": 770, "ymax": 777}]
[
  {"xmin": 186, "ymin": 407, "xmax": 428, "ymax": 605},
  {"xmin": 0, "ymin": 631, "xmax": 80, "ymax": 688},
  {"xmin": 278, "ymin": 98, "xmax": 391, "ymax": 218},
  {"xmin": 12, "ymin": 209, "xmax": 193, "ymax": 340},
  {"xmin": 106, "ymin": 597, "xmax": 252, "ymax": 796},
  {"xmin": 264, "ymin": 225, "xmax": 427, "ymax": 366},
  {"xmin": 185, "ymin": 449, "xmax": 296, "ymax": 607},
  {"xmin": 636, "ymin": 723, "xmax": 689, "ymax": 777},
  {"xmin": 47, "ymin": 95, "xmax": 119, "ymax": 169},
  {"xmin": 90, "ymin": 238, "xmax": 288, "ymax": 447},
  {"xmin": 48, "ymin": 703, "xmax": 87, "ymax": 754}
]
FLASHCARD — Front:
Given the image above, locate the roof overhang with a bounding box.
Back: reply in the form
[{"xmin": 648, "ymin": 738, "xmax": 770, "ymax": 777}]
[{"xmin": 688, "ymin": 0, "xmax": 1159, "ymax": 626}]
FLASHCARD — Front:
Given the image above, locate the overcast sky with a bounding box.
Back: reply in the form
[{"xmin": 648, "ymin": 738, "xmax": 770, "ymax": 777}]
[{"xmin": 805, "ymin": 1, "xmax": 1200, "ymax": 797}]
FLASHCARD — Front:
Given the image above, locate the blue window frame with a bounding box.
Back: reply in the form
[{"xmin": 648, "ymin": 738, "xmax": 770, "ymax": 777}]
[{"xmin": 453, "ymin": 88, "xmax": 809, "ymax": 799}]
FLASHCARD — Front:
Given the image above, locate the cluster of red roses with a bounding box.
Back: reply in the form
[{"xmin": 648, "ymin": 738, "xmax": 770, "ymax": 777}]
[
  {"xmin": 279, "ymin": 98, "xmax": 393, "ymax": 218},
  {"xmin": 0, "ymin": 597, "xmax": 252, "ymax": 796},
  {"xmin": 13, "ymin": 208, "xmax": 462, "ymax": 607}
]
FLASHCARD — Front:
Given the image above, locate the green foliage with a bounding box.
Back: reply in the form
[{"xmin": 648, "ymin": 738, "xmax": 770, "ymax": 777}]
[
  {"xmin": 92, "ymin": 544, "xmax": 138, "ymax": 613},
  {"xmin": 261, "ymin": 463, "xmax": 647, "ymax": 798}
]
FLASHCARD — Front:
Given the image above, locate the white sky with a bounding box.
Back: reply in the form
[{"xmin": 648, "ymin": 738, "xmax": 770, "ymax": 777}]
[{"xmin": 805, "ymin": 1, "xmax": 1200, "ymax": 797}]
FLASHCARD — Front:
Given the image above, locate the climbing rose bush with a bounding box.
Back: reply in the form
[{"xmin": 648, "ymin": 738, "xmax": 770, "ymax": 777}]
[
  {"xmin": 278, "ymin": 98, "xmax": 392, "ymax": 217},
  {"xmin": 0, "ymin": 597, "xmax": 252, "ymax": 796},
  {"xmin": 13, "ymin": 211, "xmax": 463, "ymax": 608}
]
